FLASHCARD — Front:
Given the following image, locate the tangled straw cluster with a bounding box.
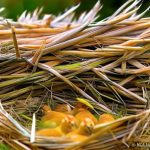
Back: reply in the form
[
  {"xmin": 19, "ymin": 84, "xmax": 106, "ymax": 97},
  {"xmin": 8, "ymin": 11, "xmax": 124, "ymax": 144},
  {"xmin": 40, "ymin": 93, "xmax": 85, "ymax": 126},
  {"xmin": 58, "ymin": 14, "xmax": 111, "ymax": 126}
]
[{"xmin": 0, "ymin": 0, "xmax": 150, "ymax": 149}]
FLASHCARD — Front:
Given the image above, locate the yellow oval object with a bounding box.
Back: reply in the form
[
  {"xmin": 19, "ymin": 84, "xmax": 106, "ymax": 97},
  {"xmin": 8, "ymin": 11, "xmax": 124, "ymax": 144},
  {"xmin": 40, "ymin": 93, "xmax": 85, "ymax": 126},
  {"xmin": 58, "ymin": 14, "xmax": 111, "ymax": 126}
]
[{"xmin": 98, "ymin": 113, "xmax": 115, "ymax": 124}]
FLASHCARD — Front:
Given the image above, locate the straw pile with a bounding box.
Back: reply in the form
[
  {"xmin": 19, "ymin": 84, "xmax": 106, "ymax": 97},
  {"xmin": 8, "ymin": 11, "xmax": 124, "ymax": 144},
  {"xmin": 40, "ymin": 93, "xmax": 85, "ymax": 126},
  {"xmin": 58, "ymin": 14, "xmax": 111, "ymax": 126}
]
[{"xmin": 0, "ymin": 0, "xmax": 150, "ymax": 149}]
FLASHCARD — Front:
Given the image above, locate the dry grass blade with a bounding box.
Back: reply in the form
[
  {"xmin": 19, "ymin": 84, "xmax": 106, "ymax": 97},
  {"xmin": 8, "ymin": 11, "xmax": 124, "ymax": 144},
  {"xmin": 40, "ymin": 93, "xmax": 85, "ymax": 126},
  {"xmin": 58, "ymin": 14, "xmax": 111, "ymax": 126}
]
[
  {"xmin": 30, "ymin": 113, "xmax": 36, "ymax": 143},
  {"xmin": 11, "ymin": 26, "xmax": 20, "ymax": 58},
  {"xmin": 92, "ymin": 69, "xmax": 147, "ymax": 104},
  {"xmin": 0, "ymin": 102, "xmax": 30, "ymax": 137}
]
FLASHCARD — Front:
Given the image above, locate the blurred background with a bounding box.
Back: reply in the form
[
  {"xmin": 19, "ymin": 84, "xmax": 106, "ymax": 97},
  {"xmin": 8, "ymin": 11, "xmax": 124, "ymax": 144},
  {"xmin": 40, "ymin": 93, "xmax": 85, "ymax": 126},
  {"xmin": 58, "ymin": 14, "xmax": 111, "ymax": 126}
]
[{"xmin": 0, "ymin": 0, "xmax": 149, "ymax": 20}]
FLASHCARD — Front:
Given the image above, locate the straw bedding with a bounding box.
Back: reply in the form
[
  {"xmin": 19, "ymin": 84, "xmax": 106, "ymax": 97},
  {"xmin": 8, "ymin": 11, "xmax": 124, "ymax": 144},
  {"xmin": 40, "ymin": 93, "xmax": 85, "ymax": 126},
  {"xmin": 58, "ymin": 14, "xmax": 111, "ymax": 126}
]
[{"xmin": 0, "ymin": 0, "xmax": 150, "ymax": 149}]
